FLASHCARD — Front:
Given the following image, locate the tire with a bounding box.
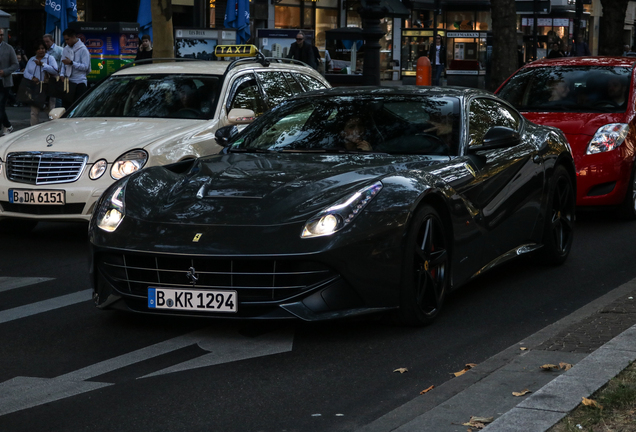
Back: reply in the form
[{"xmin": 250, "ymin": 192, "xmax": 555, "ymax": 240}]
[
  {"xmin": 395, "ymin": 204, "xmax": 451, "ymax": 326},
  {"xmin": 619, "ymin": 164, "xmax": 636, "ymax": 220},
  {"xmin": 538, "ymin": 165, "xmax": 574, "ymax": 265}
]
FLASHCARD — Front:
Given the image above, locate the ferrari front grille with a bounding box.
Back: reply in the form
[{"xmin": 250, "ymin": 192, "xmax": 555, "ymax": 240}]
[
  {"xmin": 7, "ymin": 152, "xmax": 88, "ymax": 185},
  {"xmin": 98, "ymin": 253, "xmax": 338, "ymax": 303}
]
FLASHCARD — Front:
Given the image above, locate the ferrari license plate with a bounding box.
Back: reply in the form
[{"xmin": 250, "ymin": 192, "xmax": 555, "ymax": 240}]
[
  {"xmin": 9, "ymin": 189, "xmax": 65, "ymax": 205},
  {"xmin": 148, "ymin": 287, "xmax": 237, "ymax": 313}
]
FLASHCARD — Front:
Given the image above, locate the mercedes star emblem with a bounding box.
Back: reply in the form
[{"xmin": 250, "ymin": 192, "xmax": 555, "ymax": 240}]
[{"xmin": 46, "ymin": 134, "xmax": 55, "ymax": 147}]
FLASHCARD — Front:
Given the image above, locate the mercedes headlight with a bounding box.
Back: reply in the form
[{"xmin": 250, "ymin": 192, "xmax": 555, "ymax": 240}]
[
  {"xmin": 90, "ymin": 159, "xmax": 107, "ymax": 180},
  {"xmin": 111, "ymin": 150, "xmax": 148, "ymax": 180},
  {"xmin": 301, "ymin": 182, "xmax": 383, "ymax": 238},
  {"xmin": 96, "ymin": 182, "xmax": 127, "ymax": 232},
  {"xmin": 586, "ymin": 124, "xmax": 629, "ymax": 154}
]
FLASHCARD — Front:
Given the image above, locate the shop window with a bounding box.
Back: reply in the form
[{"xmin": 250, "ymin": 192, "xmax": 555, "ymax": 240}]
[
  {"xmin": 316, "ymin": 8, "xmax": 338, "ymax": 49},
  {"xmin": 476, "ymin": 11, "xmax": 491, "ymax": 31},
  {"xmin": 447, "ymin": 11, "xmax": 475, "ymax": 31},
  {"xmin": 275, "ymin": 6, "xmax": 302, "ymax": 28}
]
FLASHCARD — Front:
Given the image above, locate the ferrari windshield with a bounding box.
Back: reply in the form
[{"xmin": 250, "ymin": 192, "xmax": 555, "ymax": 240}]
[
  {"xmin": 66, "ymin": 74, "xmax": 221, "ymax": 119},
  {"xmin": 498, "ymin": 66, "xmax": 632, "ymax": 113},
  {"xmin": 230, "ymin": 95, "xmax": 461, "ymax": 156}
]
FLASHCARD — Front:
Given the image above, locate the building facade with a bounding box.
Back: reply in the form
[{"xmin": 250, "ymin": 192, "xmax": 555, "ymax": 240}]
[{"xmin": 0, "ymin": 0, "xmax": 632, "ymax": 85}]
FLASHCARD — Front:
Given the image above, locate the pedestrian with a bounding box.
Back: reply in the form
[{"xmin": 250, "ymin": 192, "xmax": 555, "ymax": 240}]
[
  {"xmin": 623, "ymin": 44, "xmax": 630, "ymax": 56},
  {"xmin": 0, "ymin": 28, "xmax": 18, "ymax": 136},
  {"xmin": 43, "ymin": 34, "xmax": 63, "ymax": 109},
  {"xmin": 428, "ymin": 34, "xmax": 446, "ymax": 86},
  {"xmin": 23, "ymin": 39, "xmax": 58, "ymax": 126},
  {"xmin": 43, "ymin": 34, "xmax": 63, "ymax": 65},
  {"xmin": 59, "ymin": 28, "xmax": 90, "ymax": 109},
  {"xmin": 15, "ymin": 50, "xmax": 27, "ymax": 71},
  {"xmin": 571, "ymin": 34, "xmax": 591, "ymax": 57},
  {"xmin": 312, "ymin": 44, "xmax": 323, "ymax": 74},
  {"xmin": 286, "ymin": 31, "xmax": 317, "ymax": 70},
  {"xmin": 135, "ymin": 34, "xmax": 153, "ymax": 62},
  {"xmin": 547, "ymin": 42, "xmax": 564, "ymax": 58}
]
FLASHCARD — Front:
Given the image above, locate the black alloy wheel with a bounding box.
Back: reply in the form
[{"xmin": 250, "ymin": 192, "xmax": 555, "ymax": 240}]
[
  {"xmin": 538, "ymin": 165, "xmax": 574, "ymax": 265},
  {"xmin": 397, "ymin": 204, "xmax": 450, "ymax": 326}
]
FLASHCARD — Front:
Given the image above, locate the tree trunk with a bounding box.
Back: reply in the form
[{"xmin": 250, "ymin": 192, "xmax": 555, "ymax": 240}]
[
  {"xmin": 151, "ymin": 0, "xmax": 174, "ymax": 59},
  {"xmin": 488, "ymin": 0, "xmax": 518, "ymax": 91},
  {"xmin": 599, "ymin": 0, "xmax": 630, "ymax": 56}
]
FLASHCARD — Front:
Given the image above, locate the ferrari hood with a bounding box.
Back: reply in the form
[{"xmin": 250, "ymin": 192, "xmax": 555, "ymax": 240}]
[
  {"xmin": 124, "ymin": 152, "xmax": 441, "ymax": 225},
  {"xmin": 0, "ymin": 118, "xmax": 208, "ymax": 161}
]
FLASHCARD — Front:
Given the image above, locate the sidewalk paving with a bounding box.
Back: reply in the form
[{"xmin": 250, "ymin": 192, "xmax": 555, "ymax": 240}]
[
  {"xmin": 360, "ymin": 279, "xmax": 636, "ymax": 432},
  {"xmin": 5, "ymin": 96, "xmax": 636, "ymax": 432}
]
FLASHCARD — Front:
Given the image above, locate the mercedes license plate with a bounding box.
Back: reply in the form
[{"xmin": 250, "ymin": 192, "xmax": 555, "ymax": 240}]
[
  {"xmin": 9, "ymin": 189, "xmax": 65, "ymax": 205},
  {"xmin": 148, "ymin": 287, "xmax": 237, "ymax": 313}
]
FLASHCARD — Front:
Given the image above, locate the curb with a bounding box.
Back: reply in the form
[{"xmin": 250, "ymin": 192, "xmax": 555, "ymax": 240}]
[{"xmin": 358, "ymin": 278, "xmax": 636, "ymax": 432}]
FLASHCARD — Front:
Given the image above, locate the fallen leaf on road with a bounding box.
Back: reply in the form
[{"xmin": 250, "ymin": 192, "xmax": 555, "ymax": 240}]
[
  {"xmin": 452, "ymin": 363, "xmax": 477, "ymax": 377},
  {"xmin": 393, "ymin": 368, "xmax": 408, "ymax": 374},
  {"xmin": 420, "ymin": 385, "xmax": 434, "ymax": 394},
  {"xmin": 540, "ymin": 364, "xmax": 560, "ymax": 371},
  {"xmin": 582, "ymin": 397, "xmax": 603, "ymax": 409},
  {"xmin": 520, "ymin": 347, "xmax": 528, "ymax": 351},
  {"xmin": 559, "ymin": 362, "xmax": 573, "ymax": 371},
  {"xmin": 462, "ymin": 416, "xmax": 494, "ymax": 429},
  {"xmin": 512, "ymin": 389, "xmax": 531, "ymax": 397}
]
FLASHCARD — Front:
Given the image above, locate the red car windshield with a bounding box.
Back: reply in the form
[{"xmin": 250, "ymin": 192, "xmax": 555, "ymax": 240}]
[{"xmin": 498, "ymin": 66, "xmax": 632, "ymax": 113}]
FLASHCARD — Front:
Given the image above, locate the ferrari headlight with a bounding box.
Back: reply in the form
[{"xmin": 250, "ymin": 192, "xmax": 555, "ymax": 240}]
[
  {"xmin": 96, "ymin": 182, "xmax": 127, "ymax": 232},
  {"xmin": 111, "ymin": 150, "xmax": 148, "ymax": 180},
  {"xmin": 90, "ymin": 159, "xmax": 107, "ymax": 180},
  {"xmin": 301, "ymin": 181, "xmax": 383, "ymax": 238},
  {"xmin": 586, "ymin": 124, "xmax": 629, "ymax": 154}
]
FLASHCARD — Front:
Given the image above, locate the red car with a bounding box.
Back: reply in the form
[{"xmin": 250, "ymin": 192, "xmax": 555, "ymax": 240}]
[{"xmin": 496, "ymin": 57, "xmax": 636, "ymax": 217}]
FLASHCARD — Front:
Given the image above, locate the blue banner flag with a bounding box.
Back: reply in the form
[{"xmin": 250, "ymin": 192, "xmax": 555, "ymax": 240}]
[
  {"xmin": 224, "ymin": 0, "xmax": 251, "ymax": 44},
  {"xmin": 45, "ymin": 0, "xmax": 77, "ymax": 34},
  {"xmin": 137, "ymin": 0, "xmax": 153, "ymax": 40}
]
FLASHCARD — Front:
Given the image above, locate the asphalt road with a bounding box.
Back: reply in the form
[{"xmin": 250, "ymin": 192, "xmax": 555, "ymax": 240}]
[{"xmin": 0, "ymin": 211, "xmax": 635, "ymax": 432}]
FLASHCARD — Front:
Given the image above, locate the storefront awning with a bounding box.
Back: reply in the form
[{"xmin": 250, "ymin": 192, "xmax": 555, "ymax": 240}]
[
  {"xmin": 360, "ymin": 0, "xmax": 410, "ymax": 18},
  {"xmin": 0, "ymin": 9, "xmax": 10, "ymax": 29}
]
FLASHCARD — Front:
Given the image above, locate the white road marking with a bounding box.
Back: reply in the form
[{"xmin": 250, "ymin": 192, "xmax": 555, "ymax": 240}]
[
  {"xmin": 0, "ymin": 326, "xmax": 294, "ymax": 416},
  {"xmin": 0, "ymin": 289, "xmax": 92, "ymax": 324},
  {"xmin": 0, "ymin": 277, "xmax": 55, "ymax": 293}
]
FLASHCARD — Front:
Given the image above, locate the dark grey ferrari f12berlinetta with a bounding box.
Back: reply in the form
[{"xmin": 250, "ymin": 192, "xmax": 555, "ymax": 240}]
[{"xmin": 89, "ymin": 86, "xmax": 576, "ymax": 325}]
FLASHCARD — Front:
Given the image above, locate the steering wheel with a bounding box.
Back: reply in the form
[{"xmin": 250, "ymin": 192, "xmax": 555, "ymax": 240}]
[
  {"xmin": 415, "ymin": 132, "xmax": 446, "ymax": 146},
  {"xmin": 592, "ymin": 100, "xmax": 619, "ymax": 108}
]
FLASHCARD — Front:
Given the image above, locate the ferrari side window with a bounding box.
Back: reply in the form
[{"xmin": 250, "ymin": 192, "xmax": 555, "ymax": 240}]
[
  {"xmin": 468, "ymin": 98, "xmax": 520, "ymax": 147},
  {"xmin": 227, "ymin": 73, "xmax": 267, "ymax": 117},
  {"xmin": 258, "ymin": 71, "xmax": 294, "ymax": 108}
]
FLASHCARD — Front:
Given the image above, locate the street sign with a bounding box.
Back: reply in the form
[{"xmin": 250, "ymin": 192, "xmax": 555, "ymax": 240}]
[{"xmin": 516, "ymin": 0, "xmax": 551, "ymax": 14}]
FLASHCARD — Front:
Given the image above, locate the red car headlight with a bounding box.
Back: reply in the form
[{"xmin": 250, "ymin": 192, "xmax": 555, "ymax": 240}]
[{"xmin": 586, "ymin": 123, "xmax": 629, "ymax": 154}]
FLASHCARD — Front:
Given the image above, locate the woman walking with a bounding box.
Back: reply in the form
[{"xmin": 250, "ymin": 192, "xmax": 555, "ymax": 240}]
[{"xmin": 23, "ymin": 40, "xmax": 58, "ymax": 125}]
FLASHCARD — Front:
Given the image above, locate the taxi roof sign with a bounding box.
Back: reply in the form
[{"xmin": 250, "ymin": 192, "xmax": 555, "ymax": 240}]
[{"xmin": 215, "ymin": 45, "xmax": 259, "ymax": 57}]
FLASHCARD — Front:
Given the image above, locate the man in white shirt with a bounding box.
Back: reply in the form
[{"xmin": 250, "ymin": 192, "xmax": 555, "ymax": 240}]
[
  {"xmin": 0, "ymin": 28, "xmax": 18, "ymax": 135},
  {"xmin": 60, "ymin": 28, "xmax": 91, "ymax": 108},
  {"xmin": 43, "ymin": 33, "xmax": 63, "ymax": 110}
]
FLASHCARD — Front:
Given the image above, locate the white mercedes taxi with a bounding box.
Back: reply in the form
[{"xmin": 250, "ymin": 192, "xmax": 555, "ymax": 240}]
[{"xmin": 0, "ymin": 45, "xmax": 329, "ymax": 229}]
